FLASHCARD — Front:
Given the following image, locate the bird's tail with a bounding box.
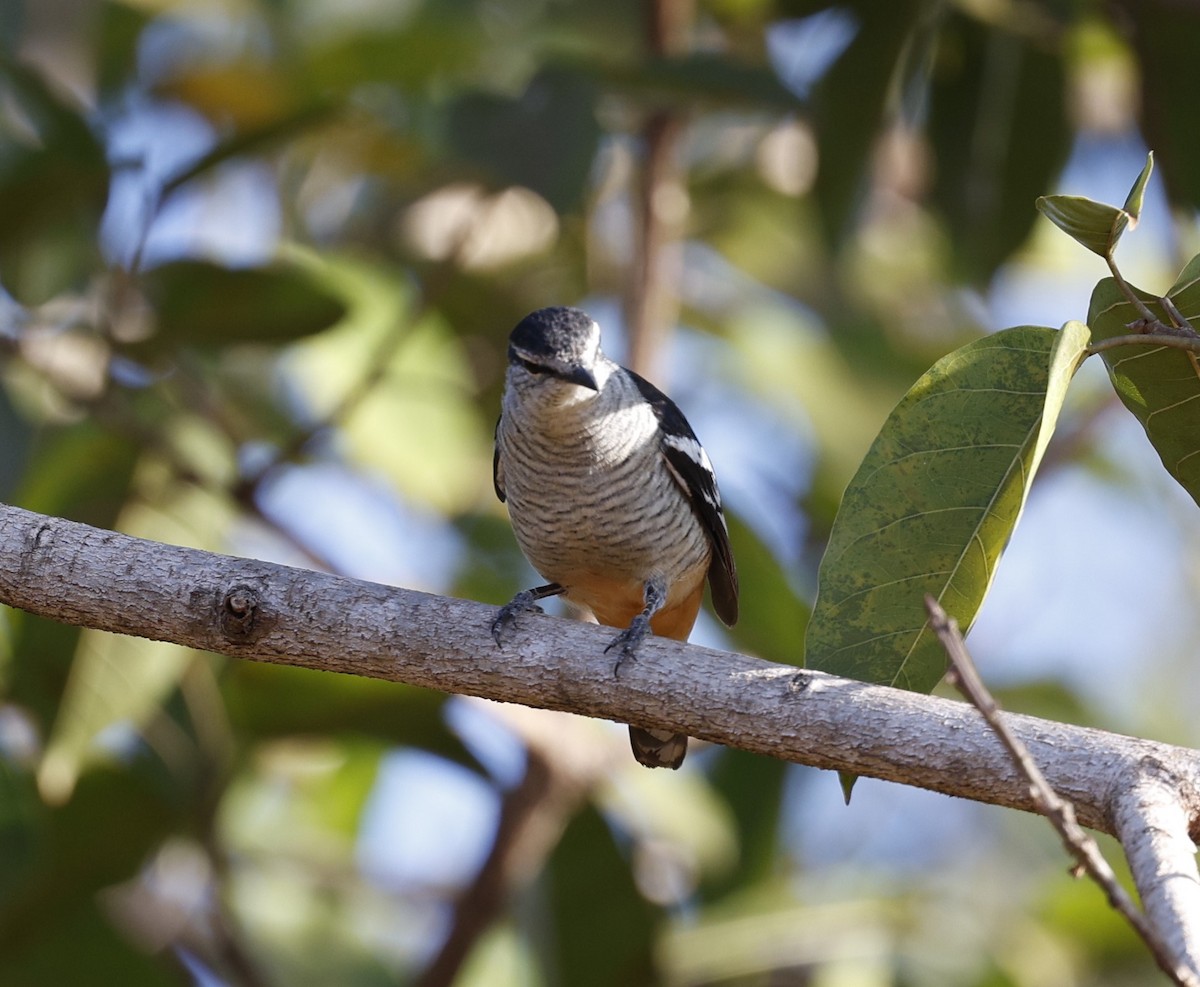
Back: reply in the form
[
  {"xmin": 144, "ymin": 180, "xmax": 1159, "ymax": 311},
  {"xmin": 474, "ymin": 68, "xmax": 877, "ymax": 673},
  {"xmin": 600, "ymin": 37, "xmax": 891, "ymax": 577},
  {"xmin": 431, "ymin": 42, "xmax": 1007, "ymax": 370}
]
[{"xmin": 628, "ymin": 726, "xmax": 688, "ymax": 769}]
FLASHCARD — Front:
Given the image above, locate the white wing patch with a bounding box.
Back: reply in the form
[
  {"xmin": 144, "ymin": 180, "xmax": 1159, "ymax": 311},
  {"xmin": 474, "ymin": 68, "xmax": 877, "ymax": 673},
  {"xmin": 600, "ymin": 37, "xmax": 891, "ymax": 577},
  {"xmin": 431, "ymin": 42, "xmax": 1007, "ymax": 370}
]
[
  {"xmin": 662, "ymin": 434, "xmax": 720, "ymax": 512},
  {"xmin": 663, "ymin": 433, "xmax": 712, "ymax": 471}
]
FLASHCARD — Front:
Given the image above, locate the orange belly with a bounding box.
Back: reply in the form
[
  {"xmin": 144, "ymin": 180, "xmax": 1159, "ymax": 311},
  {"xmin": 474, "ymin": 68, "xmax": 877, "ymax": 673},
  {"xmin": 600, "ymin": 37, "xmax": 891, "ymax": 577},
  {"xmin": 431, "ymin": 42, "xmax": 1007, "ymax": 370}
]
[{"xmin": 562, "ymin": 570, "xmax": 706, "ymax": 642}]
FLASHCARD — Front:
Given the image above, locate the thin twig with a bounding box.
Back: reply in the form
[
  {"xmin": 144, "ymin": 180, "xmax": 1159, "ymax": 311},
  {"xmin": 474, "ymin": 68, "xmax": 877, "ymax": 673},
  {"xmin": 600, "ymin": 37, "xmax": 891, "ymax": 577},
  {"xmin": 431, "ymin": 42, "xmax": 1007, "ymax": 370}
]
[
  {"xmin": 623, "ymin": 0, "xmax": 693, "ymax": 378},
  {"xmin": 924, "ymin": 595, "xmax": 1200, "ymax": 987},
  {"xmin": 413, "ymin": 749, "xmax": 587, "ymax": 987},
  {"xmin": 1160, "ymin": 294, "xmax": 1195, "ymax": 332},
  {"xmin": 1087, "ymin": 333, "xmax": 1200, "ymax": 356},
  {"xmin": 1105, "ymin": 252, "xmax": 1166, "ymax": 330}
]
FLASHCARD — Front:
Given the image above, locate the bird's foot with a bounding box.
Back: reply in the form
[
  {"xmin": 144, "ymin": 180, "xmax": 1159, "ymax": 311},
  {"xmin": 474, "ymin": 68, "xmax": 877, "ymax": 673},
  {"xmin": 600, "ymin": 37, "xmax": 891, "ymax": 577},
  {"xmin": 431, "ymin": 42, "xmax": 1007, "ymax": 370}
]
[
  {"xmin": 491, "ymin": 596, "xmax": 541, "ymax": 644},
  {"xmin": 606, "ymin": 613, "xmax": 651, "ymax": 678},
  {"xmin": 491, "ymin": 583, "xmax": 563, "ymax": 645}
]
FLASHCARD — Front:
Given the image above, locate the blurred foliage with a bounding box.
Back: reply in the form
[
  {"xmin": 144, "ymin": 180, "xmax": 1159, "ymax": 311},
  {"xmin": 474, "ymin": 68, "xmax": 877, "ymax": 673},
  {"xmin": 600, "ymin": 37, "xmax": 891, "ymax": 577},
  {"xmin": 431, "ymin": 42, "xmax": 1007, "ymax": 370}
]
[{"xmin": 0, "ymin": 0, "xmax": 1196, "ymax": 984}]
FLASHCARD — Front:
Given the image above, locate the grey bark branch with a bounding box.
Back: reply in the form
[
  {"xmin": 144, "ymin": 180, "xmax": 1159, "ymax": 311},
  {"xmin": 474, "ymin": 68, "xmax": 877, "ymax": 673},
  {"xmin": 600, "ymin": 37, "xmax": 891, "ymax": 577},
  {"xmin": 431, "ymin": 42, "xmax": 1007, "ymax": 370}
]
[
  {"xmin": 1113, "ymin": 763, "xmax": 1200, "ymax": 974},
  {"xmin": 3, "ymin": 501, "xmax": 1200, "ymax": 837}
]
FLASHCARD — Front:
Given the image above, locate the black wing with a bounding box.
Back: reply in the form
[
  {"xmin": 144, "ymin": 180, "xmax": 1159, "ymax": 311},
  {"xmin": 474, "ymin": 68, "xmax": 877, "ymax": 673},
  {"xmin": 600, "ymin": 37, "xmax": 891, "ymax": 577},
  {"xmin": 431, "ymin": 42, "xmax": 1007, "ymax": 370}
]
[
  {"xmin": 628, "ymin": 371, "xmax": 738, "ymax": 626},
  {"xmin": 493, "ymin": 416, "xmax": 506, "ymax": 502}
]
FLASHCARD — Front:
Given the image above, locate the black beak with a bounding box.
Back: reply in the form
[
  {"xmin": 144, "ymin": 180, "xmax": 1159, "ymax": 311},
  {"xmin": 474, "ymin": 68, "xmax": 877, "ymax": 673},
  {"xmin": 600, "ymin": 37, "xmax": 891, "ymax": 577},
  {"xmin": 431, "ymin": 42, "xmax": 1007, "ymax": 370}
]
[{"xmin": 559, "ymin": 363, "xmax": 599, "ymax": 391}]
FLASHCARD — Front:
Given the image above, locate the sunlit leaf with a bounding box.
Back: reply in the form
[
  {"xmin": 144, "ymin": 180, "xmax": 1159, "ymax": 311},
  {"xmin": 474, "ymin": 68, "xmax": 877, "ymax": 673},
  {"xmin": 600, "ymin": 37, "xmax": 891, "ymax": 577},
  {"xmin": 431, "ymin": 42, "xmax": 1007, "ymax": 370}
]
[
  {"xmin": 457, "ymin": 925, "xmax": 540, "ymax": 987},
  {"xmin": 139, "ymin": 260, "xmax": 348, "ymax": 350},
  {"xmin": 1087, "ymin": 256, "xmax": 1200, "ymax": 507},
  {"xmin": 287, "ymin": 261, "xmax": 491, "ymax": 513},
  {"xmin": 1035, "ymin": 196, "xmax": 1128, "ymax": 258},
  {"xmin": 805, "ymin": 322, "xmax": 1090, "ymax": 692},
  {"xmin": 1122, "ymin": 150, "xmax": 1154, "ymax": 219},
  {"xmin": 38, "ymin": 634, "xmax": 194, "ymax": 804},
  {"xmin": 1036, "ymin": 153, "xmax": 1153, "ymax": 257}
]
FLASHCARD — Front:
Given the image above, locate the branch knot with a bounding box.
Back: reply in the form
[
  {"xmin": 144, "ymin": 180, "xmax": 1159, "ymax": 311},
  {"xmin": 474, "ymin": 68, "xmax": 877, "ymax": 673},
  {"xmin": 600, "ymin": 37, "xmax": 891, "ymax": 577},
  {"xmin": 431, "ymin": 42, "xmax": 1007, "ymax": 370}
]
[{"xmin": 221, "ymin": 584, "xmax": 264, "ymax": 640}]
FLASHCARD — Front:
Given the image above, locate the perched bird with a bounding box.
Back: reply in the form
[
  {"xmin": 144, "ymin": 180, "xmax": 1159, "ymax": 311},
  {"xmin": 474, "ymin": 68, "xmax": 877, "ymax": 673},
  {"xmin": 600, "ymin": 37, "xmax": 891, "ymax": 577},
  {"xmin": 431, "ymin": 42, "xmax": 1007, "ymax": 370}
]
[{"xmin": 492, "ymin": 306, "xmax": 738, "ymax": 769}]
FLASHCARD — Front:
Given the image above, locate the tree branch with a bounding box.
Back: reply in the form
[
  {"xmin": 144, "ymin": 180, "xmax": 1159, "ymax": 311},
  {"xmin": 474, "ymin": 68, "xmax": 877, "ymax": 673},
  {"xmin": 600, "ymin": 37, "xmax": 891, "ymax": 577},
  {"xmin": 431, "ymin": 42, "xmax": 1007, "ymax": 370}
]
[
  {"xmin": 3, "ymin": 503, "xmax": 1200, "ymax": 844},
  {"xmin": 1112, "ymin": 762, "xmax": 1200, "ymax": 976}
]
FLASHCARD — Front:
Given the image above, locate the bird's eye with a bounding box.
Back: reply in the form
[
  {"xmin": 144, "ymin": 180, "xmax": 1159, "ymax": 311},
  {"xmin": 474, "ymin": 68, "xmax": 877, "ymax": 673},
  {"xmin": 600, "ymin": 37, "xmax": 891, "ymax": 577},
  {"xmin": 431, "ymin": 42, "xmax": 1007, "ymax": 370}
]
[{"xmin": 514, "ymin": 356, "xmax": 547, "ymax": 375}]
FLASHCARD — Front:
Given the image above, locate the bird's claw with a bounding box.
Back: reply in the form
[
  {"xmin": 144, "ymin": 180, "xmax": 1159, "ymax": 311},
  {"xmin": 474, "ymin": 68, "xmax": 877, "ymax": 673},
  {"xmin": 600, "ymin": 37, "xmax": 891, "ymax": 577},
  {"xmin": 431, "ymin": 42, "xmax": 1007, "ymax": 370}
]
[
  {"xmin": 606, "ymin": 615, "xmax": 650, "ymax": 678},
  {"xmin": 491, "ymin": 594, "xmax": 545, "ymax": 646}
]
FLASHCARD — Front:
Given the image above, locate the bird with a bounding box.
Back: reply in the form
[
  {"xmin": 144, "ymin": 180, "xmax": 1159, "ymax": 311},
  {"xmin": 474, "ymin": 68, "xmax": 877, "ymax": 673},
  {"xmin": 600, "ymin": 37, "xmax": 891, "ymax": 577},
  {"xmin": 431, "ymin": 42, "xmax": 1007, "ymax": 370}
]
[{"xmin": 491, "ymin": 305, "xmax": 738, "ymax": 769}]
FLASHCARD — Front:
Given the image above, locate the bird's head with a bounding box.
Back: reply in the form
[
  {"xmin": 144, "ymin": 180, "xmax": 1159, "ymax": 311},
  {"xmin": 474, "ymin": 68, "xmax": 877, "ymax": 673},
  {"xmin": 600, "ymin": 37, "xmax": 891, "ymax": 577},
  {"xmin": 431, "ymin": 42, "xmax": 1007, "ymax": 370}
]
[{"xmin": 507, "ymin": 307, "xmax": 602, "ymax": 392}]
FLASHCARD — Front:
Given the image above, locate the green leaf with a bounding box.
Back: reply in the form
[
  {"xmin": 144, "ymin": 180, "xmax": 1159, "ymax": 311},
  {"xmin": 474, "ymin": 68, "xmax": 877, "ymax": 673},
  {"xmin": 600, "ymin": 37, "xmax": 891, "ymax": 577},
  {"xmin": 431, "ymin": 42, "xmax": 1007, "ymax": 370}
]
[
  {"xmin": 928, "ymin": 13, "xmax": 1070, "ymax": 282},
  {"xmin": 0, "ymin": 60, "xmax": 109, "ymax": 303},
  {"xmin": 700, "ymin": 750, "xmax": 787, "ymax": 902},
  {"xmin": 0, "ymin": 900, "xmax": 178, "ymax": 987},
  {"xmin": 223, "ymin": 663, "xmax": 481, "ymax": 771},
  {"xmin": 722, "ymin": 513, "xmax": 807, "ymax": 665},
  {"xmin": 1122, "ymin": 150, "xmax": 1154, "ymax": 219},
  {"xmin": 545, "ymin": 804, "xmax": 658, "ymax": 986},
  {"xmin": 805, "ymin": 322, "xmax": 1090, "ymax": 693},
  {"xmin": 593, "ymin": 53, "xmax": 800, "ymax": 110},
  {"xmin": 0, "ymin": 385, "xmax": 32, "ymax": 502},
  {"xmin": 0, "ymin": 762, "xmax": 42, "ymax": 904},
  {"xmin": 139, "ymin": 260, "xmax": 348, "ymax": 350},
  {"xmin": 1120, "ymin": 5, "xmax": 1200, "ymax": 210},
  {"xmin": 1036, "ymin": 152, "xmax": 1153, "ymax": 257},
  {"xmin": 1087, "ymin": 257, "xmax": 1200, "ymax": 507},
  {"xmin": 810, "ymin": 0, "xmax": 922, "ymax": 242},
  {"xmin": 306, "ymin": 4, "xmax": 486, "ymax": 93},
  {"xmin": 97, "ymin": 0, "xmax": 149, "ymax": 96},
  {"xmin": 160, "ymin": 101, "xmax": 337, "ymax": 201},
  {"xmin": 447, "ymin": 66, "xmax": 600, "ymax": 213},
  {"xmin": 0, "ymin": 762, "xmax": 186, "ymax": 967}
]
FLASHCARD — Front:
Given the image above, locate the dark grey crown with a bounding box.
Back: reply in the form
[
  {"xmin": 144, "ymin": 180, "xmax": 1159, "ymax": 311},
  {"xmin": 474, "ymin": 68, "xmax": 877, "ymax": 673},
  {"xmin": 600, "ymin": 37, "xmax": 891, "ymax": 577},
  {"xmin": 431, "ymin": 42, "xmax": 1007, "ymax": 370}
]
[{"xmin": 508, "ymin": 307, "xmax": 599, "ymax": 365}]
